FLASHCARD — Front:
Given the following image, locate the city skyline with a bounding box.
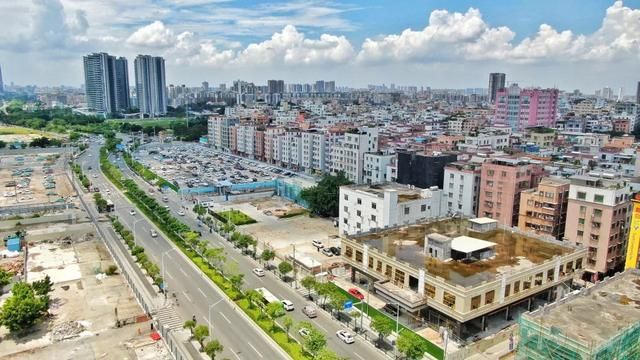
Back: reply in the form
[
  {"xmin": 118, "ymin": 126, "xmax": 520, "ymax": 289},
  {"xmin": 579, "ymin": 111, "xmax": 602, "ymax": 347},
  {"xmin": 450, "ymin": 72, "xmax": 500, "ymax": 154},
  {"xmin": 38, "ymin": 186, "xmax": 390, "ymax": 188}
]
[{"xmin": 0, "ymin": 1, "xmax": 639, "ymax": 91}]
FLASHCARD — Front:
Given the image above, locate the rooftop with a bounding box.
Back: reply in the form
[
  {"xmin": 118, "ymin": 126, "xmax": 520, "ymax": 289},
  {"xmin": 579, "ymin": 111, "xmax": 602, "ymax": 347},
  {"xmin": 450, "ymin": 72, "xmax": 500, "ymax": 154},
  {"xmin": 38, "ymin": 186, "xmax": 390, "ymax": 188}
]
[
  {"xmin": 343, "ymin": 182, "xmax": 438, "ymax": 203},
  {"xmin": 349, "ymin": 218, "xmax": 574, "ymax": 288},
  {"xmin": 524, "ymin": 269, "xmax": 640, "ymax": 348}
]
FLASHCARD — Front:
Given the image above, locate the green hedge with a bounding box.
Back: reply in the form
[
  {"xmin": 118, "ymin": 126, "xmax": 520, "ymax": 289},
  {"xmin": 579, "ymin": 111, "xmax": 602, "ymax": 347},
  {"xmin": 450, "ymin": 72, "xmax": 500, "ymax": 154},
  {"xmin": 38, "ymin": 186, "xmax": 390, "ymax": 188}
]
[{"xmin": 213, "ymin": 209, "xmax": 256, "ymax": 225}]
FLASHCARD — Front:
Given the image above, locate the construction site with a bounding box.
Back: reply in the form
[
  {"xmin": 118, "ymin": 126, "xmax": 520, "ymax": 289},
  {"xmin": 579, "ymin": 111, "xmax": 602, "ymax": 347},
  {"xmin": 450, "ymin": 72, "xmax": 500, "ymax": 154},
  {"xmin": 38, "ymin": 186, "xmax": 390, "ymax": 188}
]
[
  {"xmin": 517, "ymin": 269, "xmax": 640, "ymax": 360},
  {"xmin": 0, "ymin": 148, "xmax": 170, "ymax": 360}
]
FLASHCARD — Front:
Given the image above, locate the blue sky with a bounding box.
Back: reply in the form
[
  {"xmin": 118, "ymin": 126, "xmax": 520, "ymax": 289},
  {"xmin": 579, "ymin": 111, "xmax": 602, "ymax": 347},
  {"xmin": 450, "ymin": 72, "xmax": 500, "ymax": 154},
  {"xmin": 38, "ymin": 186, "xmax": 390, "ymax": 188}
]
[{"xmin": 0, "ymin": 0, "xmax": 639, "ymax": 92}]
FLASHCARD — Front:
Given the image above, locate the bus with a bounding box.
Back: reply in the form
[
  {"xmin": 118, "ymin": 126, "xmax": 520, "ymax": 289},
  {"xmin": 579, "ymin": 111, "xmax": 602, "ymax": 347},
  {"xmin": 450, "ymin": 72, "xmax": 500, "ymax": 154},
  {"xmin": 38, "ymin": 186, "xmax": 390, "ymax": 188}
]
[
  {"xmin": 255, "ymin": 287, "xmax": 279, "ymax": 305},
  {"xmin": 105, "ymin": 199, "xmax": 115, "ymax": 212}
]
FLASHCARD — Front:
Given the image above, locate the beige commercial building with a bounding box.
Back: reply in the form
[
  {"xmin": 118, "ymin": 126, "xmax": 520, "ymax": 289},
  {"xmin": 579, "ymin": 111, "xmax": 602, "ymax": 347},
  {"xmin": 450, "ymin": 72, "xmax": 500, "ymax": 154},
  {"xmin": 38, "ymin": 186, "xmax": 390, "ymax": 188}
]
[
  {"xmin": 518, "ymin": 178, "xmax": 570, "ymax": 240},
  {"xmin": 341, "ymin": 217, "xmax": 587, "ymax": 338}
]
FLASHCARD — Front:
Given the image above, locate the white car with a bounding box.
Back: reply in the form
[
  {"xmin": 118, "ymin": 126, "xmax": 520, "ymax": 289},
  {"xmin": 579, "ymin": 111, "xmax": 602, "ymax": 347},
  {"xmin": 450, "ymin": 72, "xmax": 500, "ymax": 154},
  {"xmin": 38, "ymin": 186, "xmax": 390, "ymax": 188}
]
[
  {"xmin": 312, "ymin": 239, "xmax": 324, "ymax": 249},
  {"xmin": 150, "ymin": 229, "xmax": 158, "ymax": 237},
  {"xmin": 336, "ymin": 329, "xmax": 355, "ymax": 344},
  {"xmin": 298, "ymin": 328, "xmax": 310, "ymax": 338},
  {"xmin": 177, "ymin": 210, "xmax": 185, "ymax": 216},
  {"xmin": 129, "ymin": 209, "xmax": 137, "ymax": 216},
  {"xmin": 282, "ymin": 300, "xmax": 294, "ymax": 311},
  {"xmin": 252, "ymin": 268, "xmax": 265, "ymax": 277}
]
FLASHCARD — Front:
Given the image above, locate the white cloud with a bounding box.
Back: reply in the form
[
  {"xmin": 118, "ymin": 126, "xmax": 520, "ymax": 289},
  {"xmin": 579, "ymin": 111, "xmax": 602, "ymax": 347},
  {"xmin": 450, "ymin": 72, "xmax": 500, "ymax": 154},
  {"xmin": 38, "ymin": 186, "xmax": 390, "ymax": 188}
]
[{"xmin": 126, "ymin": 21, "xmax": 179, "ymax": 48}]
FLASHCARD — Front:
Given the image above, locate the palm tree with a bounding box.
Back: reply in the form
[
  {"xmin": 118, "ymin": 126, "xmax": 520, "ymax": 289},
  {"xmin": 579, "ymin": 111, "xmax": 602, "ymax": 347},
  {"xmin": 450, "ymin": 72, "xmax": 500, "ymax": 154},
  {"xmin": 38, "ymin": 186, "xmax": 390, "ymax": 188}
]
[
  {"xmin": 183, "ymin": 319, "xmax": 196, "ymax": 338},
  {"xmin": 204, "ymin": 339, "xmax": 224, "ymax": 360},
  {"xmin": 301, "ymin": 275, "xmax": 317, "ymax": 300},
  {"xmin": 193, "ymin": 325, "xmax": 210, "ymax": 351}
]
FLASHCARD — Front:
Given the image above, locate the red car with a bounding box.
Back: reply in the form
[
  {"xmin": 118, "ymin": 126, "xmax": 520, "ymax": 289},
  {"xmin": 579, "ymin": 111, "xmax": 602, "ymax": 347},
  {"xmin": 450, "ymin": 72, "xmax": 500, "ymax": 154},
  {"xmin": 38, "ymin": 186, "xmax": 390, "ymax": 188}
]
[{"xmin": 348, "ymin": 288, "xmax": 365, "ymax": 300}]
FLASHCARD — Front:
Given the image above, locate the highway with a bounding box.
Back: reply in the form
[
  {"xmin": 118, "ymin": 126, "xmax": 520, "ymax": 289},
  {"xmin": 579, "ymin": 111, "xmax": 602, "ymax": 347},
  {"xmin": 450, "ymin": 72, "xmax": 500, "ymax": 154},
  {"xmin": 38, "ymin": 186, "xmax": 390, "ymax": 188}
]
[
  {"xmin": 79, "ymin": 142, "xmax": 289, "ymax": 360},
  {"xmin": 114, "ymin": 142, "xmax": 386, "ymax": 360}
]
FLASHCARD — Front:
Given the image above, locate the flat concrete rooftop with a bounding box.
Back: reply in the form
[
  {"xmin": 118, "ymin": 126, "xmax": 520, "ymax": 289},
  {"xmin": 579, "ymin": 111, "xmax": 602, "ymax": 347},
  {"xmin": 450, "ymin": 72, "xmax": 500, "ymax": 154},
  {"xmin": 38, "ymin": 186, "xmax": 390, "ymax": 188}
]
[
  {"xmin": 350, "ymin": 218, "xmax": 573, "ymax": 287},
  {"xmin": 526, "ymin": 269, "xmax": 640, "ymax": 348},
  {"xmin": 344, "ymin": 182, "xmax": 432, "ymax": 202}
]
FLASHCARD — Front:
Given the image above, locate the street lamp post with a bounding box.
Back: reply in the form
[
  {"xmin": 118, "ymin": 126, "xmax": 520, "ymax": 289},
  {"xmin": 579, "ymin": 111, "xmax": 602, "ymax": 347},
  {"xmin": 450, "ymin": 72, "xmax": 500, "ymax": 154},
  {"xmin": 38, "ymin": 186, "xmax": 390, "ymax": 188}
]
[
  {"xmin": 161, "ymin": 248, "xmax": 179, "ymax": 295},
  {"xmin": 208, "ymin": 298, "xmax": 224, "ymax": 336},
  {"xmin": 132, "ymin": 218, "xmax": 145, "ymax": 247}
]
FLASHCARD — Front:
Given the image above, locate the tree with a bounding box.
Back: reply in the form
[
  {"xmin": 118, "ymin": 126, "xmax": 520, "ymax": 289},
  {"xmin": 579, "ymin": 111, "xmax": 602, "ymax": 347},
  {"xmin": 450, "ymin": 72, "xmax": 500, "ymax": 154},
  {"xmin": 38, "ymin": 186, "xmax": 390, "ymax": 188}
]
[
  {"xmin": 32, "ymin": 275, "xmax": 53, "ymax": 296},
  {"xmin": 203, "ymin": 339, "xmax": 224, "ymax": 360},
  {"xmin": 204, "ymin": 247, "xmax": 225, "ymax": 268},
  {"xmin": 0, "ymin": 140, "xmax": 6, "ymax": 149},
  {"xmin": 315, "ymin": 282, "xmax": 332, "ymax": 306},
  {"xmin": 329, "ymin": 292, "xmax": 348, "ymax": 318},
  {"xmin": 260, "ymin": 249, "xmax": 275, "ymax": 269},
  {"xmin": 300, "ymin": 171, "xmax": 351, "ymax": 217},
  {"xmin": 266, "ymin": 301, "xmax": 285, "ymax": 331},
  {"xmin": 397, "ymin": 331, "xmax": 429, "ymax": 360},
  {"xmin": 183, "ymin": 319, "xmax": 196, "ymax": 337},
  {"xmin": 371, "ymin": 316, "xmax": 395, "ymax": 346},
  {"xmin": 193, "ymin": 324, "xmax": 210, "ymax": 351},
  {"xmin": 237, "ymin": 234, "xmax": 255, "ymax": 255},
  {"xmin": 245, "ymin": 289, "xmax": 262, "ymax": 309},
  {"xmin": 0, "ymin": 269, "xmax": 13, "ymax": 294},
  {"xmin": 350, "ymin": 310, "xmax": 362, "ymax": 331},
  {"xmin": 316, "ymin": 348, "xmax": 345, "ymax": 360},
  {"xmin": 282, "ymin": 315, "xmax": 293, "ymax": 342},
  {"xmin": 0, "ymin": 282, "xmax": 49, "ymax": 333},
  {"xmin": 304, "ymin": 328, "xmax": 327, "ymax": 357},
  {"xmin": 278, "ymin": 261, "xmax": 293, "ymax": 280},
  {"xmin": 229, "ymin": 273, "xmax": 244, "ymax": 290},
  {"xmin": 301, "ymin": 275, "xmax": 317, "ymax": 300}
]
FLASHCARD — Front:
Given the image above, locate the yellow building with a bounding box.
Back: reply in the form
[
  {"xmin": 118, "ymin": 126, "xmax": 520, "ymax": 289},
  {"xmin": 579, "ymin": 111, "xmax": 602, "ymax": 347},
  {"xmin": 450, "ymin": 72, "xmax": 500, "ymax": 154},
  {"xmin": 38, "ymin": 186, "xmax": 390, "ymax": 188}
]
[{"xmin": 625, "ymin": 195, "xmax": 640, "ymax": 270}]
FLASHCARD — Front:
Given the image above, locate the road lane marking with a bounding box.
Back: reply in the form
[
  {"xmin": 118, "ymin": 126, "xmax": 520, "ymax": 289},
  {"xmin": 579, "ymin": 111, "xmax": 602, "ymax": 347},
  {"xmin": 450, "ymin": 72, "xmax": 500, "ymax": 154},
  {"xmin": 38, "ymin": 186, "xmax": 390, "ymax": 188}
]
[
  {"xmin": 166, "ymin": 271, "xmax": 175, "ymax": 280},
  {"xmin": 219, "ymin": 312, "xmax": 231, "ymax": 324},
  {"xmin": 198, "ymin": 287, "xmax": 207, "ymax": 298},
  {"xmin": 229, "ymin": 348, "xmax": 241, "ymax": 360},
  {"xmin": 354, "ymin": 353, "xmax": 365, "ymax": 360},
  {"xmin": 248, "ymin": 342, "xmax": 263, "ymax": 358},
  {"xmin": 183, "ymin": 292, "xmax": 192, "ymax": 303},
  {"xmin": 316, "ymin": 324, "xmax": 328, "ymax": 333},
  {"xmin": 180, "ymin": 267, "xmax": 188, "ymax": 277}
]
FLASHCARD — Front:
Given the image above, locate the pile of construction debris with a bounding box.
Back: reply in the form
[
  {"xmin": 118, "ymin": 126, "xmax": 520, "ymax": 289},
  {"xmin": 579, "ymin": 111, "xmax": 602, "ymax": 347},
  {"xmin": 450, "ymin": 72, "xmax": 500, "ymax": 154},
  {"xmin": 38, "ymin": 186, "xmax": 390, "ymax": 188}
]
[{"xmin": 51, "ymin": 320, "xmax": 91, "ymax": 342}]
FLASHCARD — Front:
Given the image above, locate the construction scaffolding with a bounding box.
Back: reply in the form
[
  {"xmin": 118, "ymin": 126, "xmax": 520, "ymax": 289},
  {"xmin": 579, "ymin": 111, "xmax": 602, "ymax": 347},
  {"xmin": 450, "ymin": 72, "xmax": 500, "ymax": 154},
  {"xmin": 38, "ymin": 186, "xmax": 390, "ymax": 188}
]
[{"xmin": 516, "ymin": 269, "xmax": 640, "ymax": 360}]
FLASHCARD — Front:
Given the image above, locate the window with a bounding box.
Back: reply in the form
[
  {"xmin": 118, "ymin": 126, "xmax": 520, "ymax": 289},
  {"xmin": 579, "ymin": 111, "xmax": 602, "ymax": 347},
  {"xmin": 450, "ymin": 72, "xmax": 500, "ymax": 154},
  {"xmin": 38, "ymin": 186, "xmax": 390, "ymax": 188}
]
[
  {"xmin": 356, "ymin": 210, "xmax": 361, "ymax": 217},
  {"xmin": 471, "ymin": 295, "xmax": 481, "ymax": 310},
  {"xmin": 485, "ymin": 290, "xmax": 495, "ymax": 305},
  {"xmin": 425, "ymin": 284, "xmax": 435, "ymax": 298},
  {"xmin": 343, "ymin": 206, "xmax": 348, "ymax": 212},
  {"xmin": 577, "ymin": 191, "xmax": 586, "ymax": 200},
  {"xmin": 394, "ymin": 269, "xmax": 405, "ymax": 286},
  {"xmin": 404, "ymin": 207, "xmax": 410, "ymax": 215},
  {"xmin": 384, "ymin": 265, "xmax": 393, "ymax": 277},
  {"xmin": 513, "ymin": 281, "xmax": 520, "ymax": 294},
  {"xmin": 577, "ymin": 230, "xmax": 584, "ymax": 237},
  {"xmin": 547, "ymin": 269, "xmax": 554, "ymax": 282},
  {"xmin": 501, "ymin": 171, "xmax": 507, "ymax": 177},
  {"xmin": 371, "ymin": 203, "xmax": 377, "ymax": 209},
  {"xmin": 371, "ymin": 215, "xmax": 377, "ymax": 221},
  {"xmin": 523, "ymin": 277, "xmax": 532, "ymax": 290},
  {"xmin": 578, "ymin": 218, "xmax": 585, "ymax": 225},
  {"xmin": 566, "ymin": 261, "xmax": 574, "ymax": 273},
  {"xmin": 534, "ymin": 272, "xmax": 543, "ymax": 286},
  {"xmin": 357, "ymin": 198, "xmax": 362, "ymax": 205},
  {"xmin": 355, "ymin": 250, "xmax": 363, "ymax": 262},
  {"xmin": 345, "ymin": 246, "xmax": 353, "ymax": 258},
  {"xmin": 421, "ymin": 204, "xmax": 427, "ymax": 212},
  {"xmin": 487, "ymin": 170, "xmax": 495, "ymax": 176},
  {"xmin": 504, "ymin": 284, "xmax": 511, "ymax": 298},
  {"xmin": 368, "ymin": 257, "xmax": 374, "ymax": 269},
  {"xmin": 344, "ymin": 194, "xmax": 349, "ymax": 200},
  {"xmin": 376, "ymin": 260, "xmax": 382, "ymax": 272},
  {"xmin": 594, "ymin": 194, "xmax": 604, "ymax": 203},
  {"xmin": 443, "ymin": 292, "xmax": 456, "ymax": 308},
  {"xmin": 579, "ymin": 205, "xmax": 586, "ymax": 214},
  {"xmin": 575, "ymin": 258, "xmax": 583, "ymax": 270}
]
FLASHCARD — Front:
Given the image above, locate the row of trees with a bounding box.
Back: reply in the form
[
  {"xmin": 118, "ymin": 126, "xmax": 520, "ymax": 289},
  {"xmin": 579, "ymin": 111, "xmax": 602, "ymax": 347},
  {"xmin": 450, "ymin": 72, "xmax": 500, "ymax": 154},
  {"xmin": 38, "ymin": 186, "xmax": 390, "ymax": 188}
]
[
  {"xmin": 299, "ymin": 276, "xmax": 431, "ymax": 360},
  {"xmin": 182, "ymin": 321, "xmax": 224, "ymax": 359}
]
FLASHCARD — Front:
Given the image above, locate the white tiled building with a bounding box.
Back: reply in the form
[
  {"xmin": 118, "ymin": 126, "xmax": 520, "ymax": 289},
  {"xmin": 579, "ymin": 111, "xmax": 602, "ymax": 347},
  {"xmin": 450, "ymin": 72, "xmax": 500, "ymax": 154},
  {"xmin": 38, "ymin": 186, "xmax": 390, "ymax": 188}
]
[
  {"xmin": 363, "ymin": 152, "xmax": 395, "ymax": 185},
  {"xmin": 443, "ymin": 161, "xmax": 483, "ymax": 217},
  {"xmin": 331, "ymin": 127, "xmax": 379, "ymax": 184},
  {"xmin": 339, "ymin": 183, "xmax": 447, "ymax": 235}
]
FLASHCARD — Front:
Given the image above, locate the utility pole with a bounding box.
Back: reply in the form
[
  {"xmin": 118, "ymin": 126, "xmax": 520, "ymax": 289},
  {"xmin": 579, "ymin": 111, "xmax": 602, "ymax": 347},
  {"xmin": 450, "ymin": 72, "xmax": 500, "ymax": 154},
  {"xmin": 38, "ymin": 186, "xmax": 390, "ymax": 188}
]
[{"xmin": 292, "ymin": 244, "xmax": 297, "ymax": 289}]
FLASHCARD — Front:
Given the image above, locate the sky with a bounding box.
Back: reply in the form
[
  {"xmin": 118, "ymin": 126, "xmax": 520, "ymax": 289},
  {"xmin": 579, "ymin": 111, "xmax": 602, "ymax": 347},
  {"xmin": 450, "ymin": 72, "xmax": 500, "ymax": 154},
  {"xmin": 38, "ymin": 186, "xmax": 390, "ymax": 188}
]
[{"xmin": 0, "ymin": 0, "xmax": 639, "ymax": 92}]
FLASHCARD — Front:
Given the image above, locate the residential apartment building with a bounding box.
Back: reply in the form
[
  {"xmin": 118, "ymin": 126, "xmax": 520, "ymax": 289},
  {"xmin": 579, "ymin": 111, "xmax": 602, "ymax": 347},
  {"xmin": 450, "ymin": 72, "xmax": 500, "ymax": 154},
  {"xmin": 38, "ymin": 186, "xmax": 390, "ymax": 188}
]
[
  {"xmin": 331, "ymin": 127, "xmax": 379, "ymax": 184},
  {"xmin": 235, "ymin": 125, "xmax": 256, "ymax": 158},
  {"xmin": 444, "ymin": 161, "xmax": 483, "ymax": 217},
  {"xmin": 301, "ymin": 130, "xmax": 332, "ymax": 174},
  {"xmin": 478, "ymin": 158, "xmax": 547, "ymax": 227},
  {"xmin": 83, "ymin": 52, "xmax": 130, "ymax": 115},
  {"xmin": 488, "ymin": 72, "xmax": 506, "ymax": 103},
  {"xmin": 495, "ymin": 84, "xmax": 559, "ymax": 131},
  {"xmin": 565, "ymin": 173, "xmax": 632, "ymax": 279},
  {"xmin": 264, "ymin": 127, "xmax": 285, "ymax": 163},
  {"xmin": 363, "ymin": 152, "xmax": 395, "ymax": 185},
  {"xmin": 207, "ymin": 115, "xmax": 238, "ymax": 150},
  {"xmin": 518, "ymin": 178, "xmax": 570, "ymax": 240},
  {"xmin": 134, "ymin": 55, "xmax": 167, "ymax": 117},
  {"xmin": 396, "ymin": 151, "xmax": 458, "ymax": 189},
  {"xmin": 525, "ymin": 128, "xmax": 556, "ymax": 148},
  {"xmin": 338, "ymin": 183, "xmax": 446, "ymax": 235},
  {"xmin": 460, "ymin": 131, "xmax": 510, "ymax": 151}
]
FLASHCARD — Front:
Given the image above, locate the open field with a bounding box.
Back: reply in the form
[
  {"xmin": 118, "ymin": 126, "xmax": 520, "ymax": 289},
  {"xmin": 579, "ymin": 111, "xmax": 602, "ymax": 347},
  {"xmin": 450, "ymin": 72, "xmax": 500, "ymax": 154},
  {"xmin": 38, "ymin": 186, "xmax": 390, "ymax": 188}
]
[
  {"xmin": 0, "ymin": 125, "xmax": 64, "ymax": 143},
  {"xmin": 107, "ymin": 117, "xmax": 186, "ymax": 128}
]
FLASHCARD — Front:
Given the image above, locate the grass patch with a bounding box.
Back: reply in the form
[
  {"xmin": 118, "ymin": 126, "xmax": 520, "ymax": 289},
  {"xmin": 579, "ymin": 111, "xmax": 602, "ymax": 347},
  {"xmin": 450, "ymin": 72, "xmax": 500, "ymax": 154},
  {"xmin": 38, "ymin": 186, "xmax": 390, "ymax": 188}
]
[
  {"xmin": 214, "ymin": 210, "xmax": 256, "ymax": 225},
  {"xmin": 0, "ymin": 125, "xmax": 54, "ymax": 137},
  {"xmin": 106, "ymin": 117, "xmax": 186, "ymax": 128},
  {"xmin": 328, "ymin": 283, "xmax": 444, "ymax": 360}
]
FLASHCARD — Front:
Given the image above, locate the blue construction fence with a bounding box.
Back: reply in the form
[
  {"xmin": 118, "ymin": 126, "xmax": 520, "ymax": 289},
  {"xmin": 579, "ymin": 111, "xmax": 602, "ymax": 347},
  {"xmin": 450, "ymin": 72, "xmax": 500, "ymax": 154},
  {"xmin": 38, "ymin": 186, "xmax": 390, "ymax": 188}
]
[{"xmin": 178, "ymin": 178, "xmax": 310, "ymax": 208}]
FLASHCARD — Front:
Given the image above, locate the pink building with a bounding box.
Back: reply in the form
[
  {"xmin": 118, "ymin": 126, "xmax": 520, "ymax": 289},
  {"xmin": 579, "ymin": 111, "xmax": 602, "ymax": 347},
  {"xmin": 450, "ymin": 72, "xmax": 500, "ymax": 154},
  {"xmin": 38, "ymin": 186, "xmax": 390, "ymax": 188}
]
[
  {"xmin": 495, "ymin": 84, "xmax": 559, "ymax": 131},
  {"xmin": 478, "ymin": 158, "xmax": 547, "ymax": 227}
]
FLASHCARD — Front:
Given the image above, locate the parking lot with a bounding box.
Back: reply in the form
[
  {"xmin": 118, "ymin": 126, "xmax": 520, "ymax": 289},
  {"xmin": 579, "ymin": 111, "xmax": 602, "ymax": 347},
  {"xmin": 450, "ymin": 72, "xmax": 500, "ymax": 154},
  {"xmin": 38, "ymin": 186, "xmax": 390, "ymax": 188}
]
[{"xmin": 134, "ymin": 142, "xmax": 303, "ymax": 190}]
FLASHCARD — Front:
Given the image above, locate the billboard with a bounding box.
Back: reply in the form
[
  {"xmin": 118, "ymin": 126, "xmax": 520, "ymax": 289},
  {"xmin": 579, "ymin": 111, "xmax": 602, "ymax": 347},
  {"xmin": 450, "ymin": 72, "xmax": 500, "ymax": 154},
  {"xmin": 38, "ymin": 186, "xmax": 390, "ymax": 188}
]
[{"xmin": 625, "ymin": 197, "xmax": 640, "ymax": 270}]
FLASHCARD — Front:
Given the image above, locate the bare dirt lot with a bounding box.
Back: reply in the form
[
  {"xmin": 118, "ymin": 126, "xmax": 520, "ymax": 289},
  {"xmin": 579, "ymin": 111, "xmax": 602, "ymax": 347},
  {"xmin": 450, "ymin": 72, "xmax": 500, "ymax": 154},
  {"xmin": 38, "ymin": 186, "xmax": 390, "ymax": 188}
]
[{"xmin": 0, "ymin": 235, "xmax": 169, "ymax": 360}]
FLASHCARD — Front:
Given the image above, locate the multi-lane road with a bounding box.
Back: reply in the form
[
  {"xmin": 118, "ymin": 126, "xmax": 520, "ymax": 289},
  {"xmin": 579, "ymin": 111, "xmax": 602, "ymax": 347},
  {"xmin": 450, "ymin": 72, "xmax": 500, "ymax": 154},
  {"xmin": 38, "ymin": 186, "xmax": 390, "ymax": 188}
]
[{"xmin": 81, "ymin": 140, "xmax": 385, "ymax": 360}]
